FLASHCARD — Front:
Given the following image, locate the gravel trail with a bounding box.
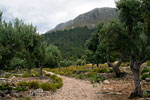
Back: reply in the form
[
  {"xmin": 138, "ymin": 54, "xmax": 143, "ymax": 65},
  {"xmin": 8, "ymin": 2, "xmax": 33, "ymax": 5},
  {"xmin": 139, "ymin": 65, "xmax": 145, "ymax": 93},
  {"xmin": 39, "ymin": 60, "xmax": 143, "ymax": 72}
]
[{"xmin": 34, "ymin": 71, "xmax": 104, "ymax": 100}]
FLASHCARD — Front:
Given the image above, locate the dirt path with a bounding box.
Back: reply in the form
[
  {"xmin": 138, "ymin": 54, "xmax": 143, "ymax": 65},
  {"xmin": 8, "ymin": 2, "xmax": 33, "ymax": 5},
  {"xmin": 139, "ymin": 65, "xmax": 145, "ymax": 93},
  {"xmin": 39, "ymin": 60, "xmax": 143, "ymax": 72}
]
[{"xmin": 33, "ymin": 71, "xmax": 105, "ymax": 100}]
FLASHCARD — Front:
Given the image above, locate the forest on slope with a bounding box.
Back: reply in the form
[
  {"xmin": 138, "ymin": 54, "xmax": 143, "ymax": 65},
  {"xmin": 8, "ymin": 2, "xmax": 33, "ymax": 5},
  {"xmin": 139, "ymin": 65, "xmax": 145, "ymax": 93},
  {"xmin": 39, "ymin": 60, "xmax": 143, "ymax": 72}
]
[{"xmin": 44, "ymin": 27, "xmax": 95, "ymax": 60}]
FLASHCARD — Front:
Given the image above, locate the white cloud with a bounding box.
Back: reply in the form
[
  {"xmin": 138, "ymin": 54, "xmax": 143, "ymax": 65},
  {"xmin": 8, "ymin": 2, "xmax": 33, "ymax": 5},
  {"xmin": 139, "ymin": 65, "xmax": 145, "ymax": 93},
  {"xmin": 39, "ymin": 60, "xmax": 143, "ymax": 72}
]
[{"xmin": 0, "ymin": 0, "xmax": 116, "ymax": 33}]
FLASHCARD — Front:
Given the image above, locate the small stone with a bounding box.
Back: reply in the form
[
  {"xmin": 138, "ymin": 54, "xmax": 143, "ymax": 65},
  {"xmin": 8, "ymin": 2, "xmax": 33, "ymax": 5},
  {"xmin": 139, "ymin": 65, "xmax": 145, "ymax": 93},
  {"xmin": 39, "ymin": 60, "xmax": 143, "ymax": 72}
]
[{"xmin": 104, "ymin": 80, "xmax": 110, "ymax": 84}]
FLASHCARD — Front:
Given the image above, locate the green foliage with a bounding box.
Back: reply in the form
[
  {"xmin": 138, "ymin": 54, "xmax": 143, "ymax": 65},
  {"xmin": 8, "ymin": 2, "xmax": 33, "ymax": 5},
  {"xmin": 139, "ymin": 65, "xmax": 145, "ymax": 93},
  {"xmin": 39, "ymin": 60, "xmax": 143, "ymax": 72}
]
[
  {"xmin": 16, "ymin": 81, "xmax": 29, "ymax": 92},
  {"xmin": 142, "ymin": 68, "xmax": 150, "ymax": 74},
  {"xmin": 47, "ymin": 65, "xmax": 107, "ymax": 83},
  {"xmin": 75, "ymin": 59, "xmax": 86, "ymax": 66},
  {"xmin": 45, "ymin": 45, "xmax": 62, "ymax": 68},
  {"xmin": 40, "ymin": 83, "xmax": 57, "ymax": 92},
  {"xmin": 44, "ymin": 27, "xmax": 95, "ymax": 60},
  {"xmin": 25, "ymin": 97, "xmax": 32, "ymax": 100},
  {"xmin": 86, "ymin": 24, "xmax": 106, "ymax": 65},
  {"xmin": 147, "ymin": 61, "xmax": 150, "ymax": 66},
  {"xmin": 28, "ymin": 81, "xmax": 39, "ymax": 89},
  {"xmin": 141, "ymin": 74, "xmax": 150, "ymax": 80},
  {"xmin": 87, "ymin": 72, "xmax": 105, "ymax": 83},
  {"xmin": 143, "ymin": 90, "xmax": 150, "ymax": 98},
  {"xmin": 49, "ymin": 75, "xmax": 63, "ymax": 89},
  {"xmin": 93, "ymin": 68, "xmax": 108, "ymax": 73},
  {"xmin": 0, "ymin": 83, "xmax": 12, "ymax": 91},
  {"xmin": 22, "ymin": 73, "xmax": 33, "ymax": 78}
]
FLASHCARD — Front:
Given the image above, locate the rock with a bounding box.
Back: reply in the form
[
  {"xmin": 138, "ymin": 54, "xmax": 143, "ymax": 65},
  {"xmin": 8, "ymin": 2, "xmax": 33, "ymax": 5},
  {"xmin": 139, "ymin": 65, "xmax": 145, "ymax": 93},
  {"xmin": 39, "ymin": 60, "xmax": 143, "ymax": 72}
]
[
  {"xmin": 12, "ymin": 76, "xmax": 16, "ymax": 78},
  {"xmin": 6, "ymin": 94, "xmax": 11, "ymax": 97},
  {"xmin": 0, "ymin": 91, "xmax": 6, "ymax": 97},
  {"xmin": 29, "ymin": 88, "xmax": 44, "ymax": 97},
  {"xmin": 141, "ymin": 80, "xmax": 147, "ymax": 85},
  {"xmin": 146, "ymin": 78, "xmax": 150, "ymax": 82},
  {"xmin": 10, "ymin": 90, "xmax": 17, "ymax": 94},
  {"xmin": 104, "ymin": 80, "xmax": 110, "ymax": 84},
  {"xmin": 11, "ymin": 93, "xmax": 23, "ymax": 98}
]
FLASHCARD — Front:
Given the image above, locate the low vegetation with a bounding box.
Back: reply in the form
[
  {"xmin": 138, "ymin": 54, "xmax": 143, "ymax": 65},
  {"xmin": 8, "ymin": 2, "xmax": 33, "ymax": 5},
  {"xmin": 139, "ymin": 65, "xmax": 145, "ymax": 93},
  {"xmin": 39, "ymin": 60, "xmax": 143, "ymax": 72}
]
[{"xmin": 45, "ymin": 64, "xmax": 114, "ymax": 83}]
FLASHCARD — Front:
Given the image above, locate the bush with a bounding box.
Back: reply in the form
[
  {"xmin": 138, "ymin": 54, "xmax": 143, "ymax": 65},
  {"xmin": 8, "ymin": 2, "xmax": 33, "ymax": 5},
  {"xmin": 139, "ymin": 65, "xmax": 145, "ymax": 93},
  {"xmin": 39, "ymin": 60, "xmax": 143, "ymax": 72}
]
[
  {"xmin": 40, "ymin": 83, "xmax": 57, "ymax": 91},
  {"xmin": 16, "ymin": 81, "xmax": 29, "ymax": 92},
  {"xmin": 94, "ymin": 75, "xmax": 105, "ymax": 83},
  {"xmin": 78, "ymin": 74, "xmax": 85, "ymax": 79},
  {"xmin": 93, "ymin": 68, "xmax": 108, "ymax": 73},
  {"xmin": 22, "ymin": 73, "xmax": 33, "ymax": 77},
  {"xmin": 28, "ymin": 81, "xmax": 39, "ymax": 89},
  {"xmin": 49, "ymin": 75, "xmax": 63, "ymax": 89},
  {"xmin": 141, "ymin": 74, "xmax": 150, "ymax": 80},
  {"xmin": 108, "ymin": 69, "xmax": 114, "ymax": 73},
  {"xmin": 142, "ymin": 68, "xmax": 150, "ymax": 74},
  {"xmin": 147, "ymin": 60, "xmax": 150, "ymax": 66},
  {"xmin": 0, "ymin": 83, "xmax": 12, "ymax": 91}
]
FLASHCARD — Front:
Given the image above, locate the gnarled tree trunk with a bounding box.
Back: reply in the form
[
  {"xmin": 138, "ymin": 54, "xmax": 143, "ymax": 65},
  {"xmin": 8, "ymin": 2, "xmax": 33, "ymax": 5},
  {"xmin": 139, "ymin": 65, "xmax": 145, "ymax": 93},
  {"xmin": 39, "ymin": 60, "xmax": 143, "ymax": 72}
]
[
  {"xmin": 112, "ymin": 66, "xmax": 122, "ymax": 77},
  {"xmin": 107, "ymin": 54, "xmax": 125, "ymax": 77},
  {"xmin": 129, "ymin": 59, "xmax": 143, "ymax": 98}
]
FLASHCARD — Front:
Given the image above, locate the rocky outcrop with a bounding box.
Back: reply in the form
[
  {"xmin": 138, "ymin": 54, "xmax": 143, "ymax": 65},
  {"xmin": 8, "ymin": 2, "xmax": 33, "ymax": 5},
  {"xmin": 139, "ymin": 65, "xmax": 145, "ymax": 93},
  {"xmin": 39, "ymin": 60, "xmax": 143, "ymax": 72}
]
[{"xmin": 48, "ymin": 7, "xmax": 117, "ymax": 32}]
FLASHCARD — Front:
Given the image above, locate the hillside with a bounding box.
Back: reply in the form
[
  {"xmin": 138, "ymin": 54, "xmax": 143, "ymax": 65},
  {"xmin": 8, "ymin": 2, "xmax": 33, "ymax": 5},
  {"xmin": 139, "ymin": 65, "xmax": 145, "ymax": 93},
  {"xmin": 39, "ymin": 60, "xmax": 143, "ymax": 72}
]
[
  {"xmin": 44, "ymin": 7, "xmax": 118, "ymax": 60},
  {"xmin": 44, "ymin": 27, "xmax": 95, "ymax": 59}
]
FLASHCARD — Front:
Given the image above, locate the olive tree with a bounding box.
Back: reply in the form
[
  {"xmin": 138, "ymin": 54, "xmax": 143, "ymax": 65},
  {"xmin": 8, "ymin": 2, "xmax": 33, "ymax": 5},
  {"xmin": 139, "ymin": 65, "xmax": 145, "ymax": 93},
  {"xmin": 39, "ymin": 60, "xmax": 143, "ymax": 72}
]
[
  {"xmin": 98, "ymin": 20, "xmax": 128, "ymax": 77},
  {"xmin": 116, "ymin": 0, "xmax": 150, "ymax": 98}
]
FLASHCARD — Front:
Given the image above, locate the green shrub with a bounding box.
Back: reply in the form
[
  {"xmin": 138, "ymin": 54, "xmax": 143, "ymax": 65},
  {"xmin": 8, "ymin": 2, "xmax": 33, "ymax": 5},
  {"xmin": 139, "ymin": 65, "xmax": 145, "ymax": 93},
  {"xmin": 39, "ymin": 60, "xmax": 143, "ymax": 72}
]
[
  {"xmin": 45, "ymin": 73, "xmax": 51, "ymax": 77},
  {"xmin": 147, "ymin": 60, "xmax": 150, "ymax": 66},
  {"xmin": 40, "ymin": 83, "xmax": 57, "ymax": 91},
  {"xmin": 4, "ymin": 73, "xmax": 12, "ymax": 78},
  {"xmin": 143, "ymin": 90, "xmax": 150, "ymax": 98},
  {"xmin": 93, "ymin": 68, "xmax": 108, "ymax": 73},
  {"xmin": 16, "ymin": 81, "xmax": 29, "ymax": 92},
  {"xmin": 25, "ymin": 96, "xmax": 32, "ymax": 100},
  {"xmin": 28, "ymin": 81, "xmax": 39, "ymax": 89},
  {"xmin": 108, "ymin": 69, "xmax": 114, "ymax": 73},
  {"xmin": 87, "ymin": 72, "xmax": 97, "ymax": 78},
  {"xmin": 78, "ymin": 74, "xmax": 85, "ymax": 79},
  {"xmin": 55, "ymin": 82, "xmax": 63, "ymax": 89},
  {"xmin": 0, "ymin": 83, "xmax": 12, "ymax": 91},
  {"xmin": 142, "ymin": 68, "xmax": 150, "ymax": 74},
  {"xmin": 49, "ymin": 75, "xmax": 63, "ymax": 89},
  {"xmin": 94, "ymin": 75, "xmax": 105, "ymax": 83},
  {"xmin": 19, "ymin": 97, "xmax": 32, "ymax": 100},
  {"xmin": 89, "ymin": 74, "xmax": 105, "ymax": 83},
  {"xmin": 141, "ymin": 74, "xmax": 150, "ymax": 80},
  {"xmin": 22, "ymin": 73, "xmax": 32, "ymax": 77}
]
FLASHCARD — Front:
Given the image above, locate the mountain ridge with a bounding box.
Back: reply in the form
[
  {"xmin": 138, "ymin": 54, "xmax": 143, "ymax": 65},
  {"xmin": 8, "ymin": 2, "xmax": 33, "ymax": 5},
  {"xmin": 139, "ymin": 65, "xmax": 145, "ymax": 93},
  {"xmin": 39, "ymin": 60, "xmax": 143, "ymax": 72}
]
[{"xmin": 47, "ymin": 7, "xmax": 117, "ymax": 33}]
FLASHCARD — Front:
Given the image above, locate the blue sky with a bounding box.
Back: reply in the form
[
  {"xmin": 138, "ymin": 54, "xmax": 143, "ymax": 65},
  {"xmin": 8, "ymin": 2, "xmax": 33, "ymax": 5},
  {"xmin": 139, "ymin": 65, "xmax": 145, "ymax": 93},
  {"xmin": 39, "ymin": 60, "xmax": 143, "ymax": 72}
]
[{"xmin": 0, "ymin": 0, "xmax": 116, "ymax": 34}]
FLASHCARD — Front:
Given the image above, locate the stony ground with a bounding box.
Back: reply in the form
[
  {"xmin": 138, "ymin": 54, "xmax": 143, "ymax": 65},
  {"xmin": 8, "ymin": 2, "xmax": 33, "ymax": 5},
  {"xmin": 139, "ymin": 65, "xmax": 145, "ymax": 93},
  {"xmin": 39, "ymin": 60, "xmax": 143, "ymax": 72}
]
[
  {"xmin": 32, "ymin": 71, "xmax": 150, "ymax": 100},
  {"xmin": 32, "ymin": 71, "xmax": 104, "ymax": 100},
  {"xmin": 2, "ymin": 67, "xmax": 150, "ymax": 100}
]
